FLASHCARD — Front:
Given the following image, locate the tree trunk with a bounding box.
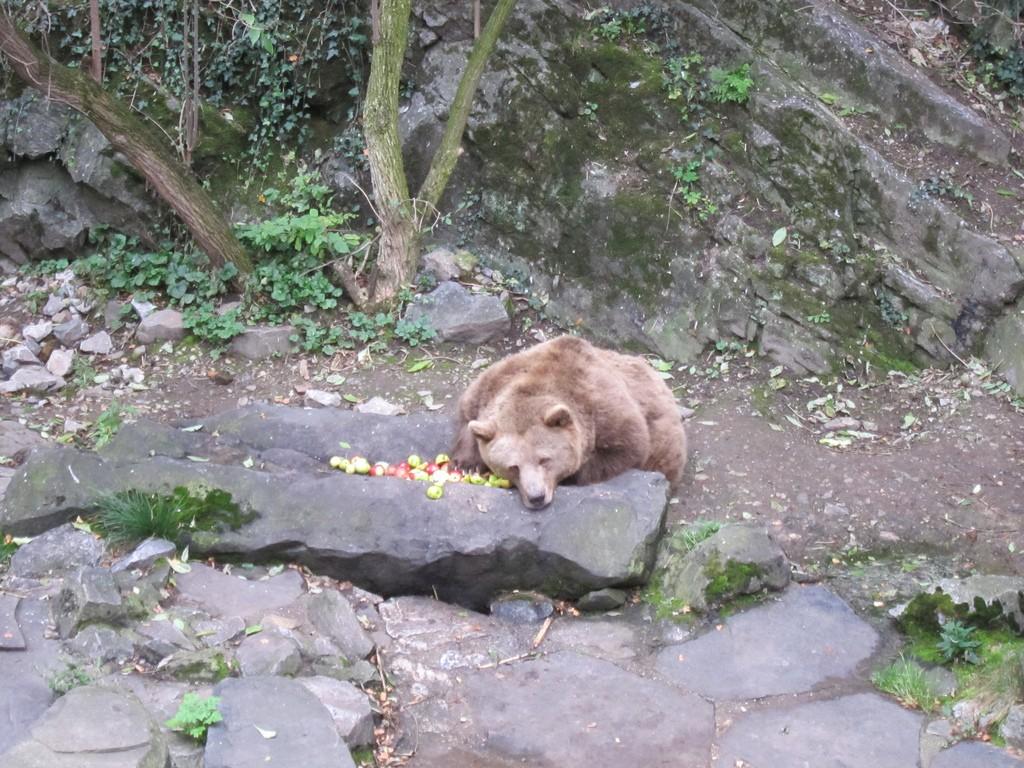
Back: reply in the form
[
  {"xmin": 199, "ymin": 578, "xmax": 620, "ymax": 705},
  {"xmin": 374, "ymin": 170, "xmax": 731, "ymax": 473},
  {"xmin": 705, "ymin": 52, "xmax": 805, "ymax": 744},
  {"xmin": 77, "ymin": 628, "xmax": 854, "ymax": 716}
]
[
  {"xmin": 88, "ymin": 0, "xmax": 102, "ymax": 83},
  {"xmin": 362, "ymin": 0, "xmax": 517, "ymax": 307},
  {"xmin": 362, "ymin": 0, "xmax": 414, "ymax": 306},
  {"xmin": 0, "ymin": 13, "xmax": 252, "ymax": 275},
  {"xmin": 417, "ymin": 0, "xmax": 517, "ymax": 209}
]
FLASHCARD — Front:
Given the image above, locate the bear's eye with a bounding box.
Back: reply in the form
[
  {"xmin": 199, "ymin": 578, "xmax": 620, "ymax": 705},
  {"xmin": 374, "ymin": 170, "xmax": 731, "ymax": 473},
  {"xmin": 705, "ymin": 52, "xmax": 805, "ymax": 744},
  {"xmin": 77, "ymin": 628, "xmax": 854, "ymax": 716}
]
[{"xmin": 538, "ymin": 457, "xmax": 551, "ymax": 468}]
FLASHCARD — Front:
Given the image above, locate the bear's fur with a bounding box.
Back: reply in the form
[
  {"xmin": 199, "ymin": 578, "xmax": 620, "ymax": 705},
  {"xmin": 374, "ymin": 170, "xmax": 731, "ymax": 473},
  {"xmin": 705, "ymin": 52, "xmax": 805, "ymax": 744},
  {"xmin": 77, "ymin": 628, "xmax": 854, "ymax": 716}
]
[{"xmin": 451, "ymin": 335, "xmax": 687, "ymax": 509}]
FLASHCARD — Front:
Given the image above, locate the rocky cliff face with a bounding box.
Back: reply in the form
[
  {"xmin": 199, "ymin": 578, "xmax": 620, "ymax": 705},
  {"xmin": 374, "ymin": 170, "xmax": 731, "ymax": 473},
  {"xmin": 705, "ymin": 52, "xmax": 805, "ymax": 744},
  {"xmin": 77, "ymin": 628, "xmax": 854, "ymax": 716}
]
[{"xmin": 2, "ymin": 0, "xmax": 1022, "ymax": 385}]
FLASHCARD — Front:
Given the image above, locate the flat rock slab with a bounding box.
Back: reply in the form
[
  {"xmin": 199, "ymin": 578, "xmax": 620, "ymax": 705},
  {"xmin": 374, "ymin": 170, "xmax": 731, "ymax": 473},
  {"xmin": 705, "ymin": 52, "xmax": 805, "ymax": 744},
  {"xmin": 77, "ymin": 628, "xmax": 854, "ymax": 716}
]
[
  {"xmin": 173, "ymin": 563, "xmax": 305, "ymax": 623},
  {"xmin": 932, "ymin": 741, "xmax": 1024, "ymax": 767},
  {"xmin": 3, "ymin": 416, "xmax": 667, "ymax": 606},
  {"xmin": 0, "ymin": 594, "xmax": 24, "ymax": 650},
  {"xmin": 430, "ymin": 651, "xmax": 714, "ymax": 766},
  {"xmin": 205, "ymin": 676, "xmax": 355, "ymax": 768},
  {"xmin": 716, "ymin": 693, "xmax": 921, "ymax": 768},
  {"xmin": 1, "ymin": 684, "xmax": 168, "ymax": 767},
  {"xmin": 655, "ymin": 586, "xmax": 878, "ymax": 700}
]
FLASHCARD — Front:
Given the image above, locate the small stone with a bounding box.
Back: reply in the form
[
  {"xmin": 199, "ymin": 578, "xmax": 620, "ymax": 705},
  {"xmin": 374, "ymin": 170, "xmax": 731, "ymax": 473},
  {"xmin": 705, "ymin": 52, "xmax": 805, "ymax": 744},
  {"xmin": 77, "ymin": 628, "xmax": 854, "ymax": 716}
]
[
  {"xmin": 65, "ymin": 624, "xmax": 137, "ymax": 664},
  {"xmin": 298, "ymin": 677, "xmax": 375, "ymax": 747},
  {"xmin": 80, "ymin": 330, "xmax": 113, "ymax": 355},
  {"xmin": 102, "ymin": 300, "xmax": 125, "ymax": 329},
  {"xmin": 490, "ymin": 592, "xmax": 555, "ymax": 624},
  {"xmin": 422, "ymin": 8, "xmax": 448, "ymax": 26},
  {"xmin": 576, "ymin": 588, "xmax": 627, "ymax": 612},
  {"xmin": 9, "ymin": 523, "xmax": 104, "ymax": 579},
  {"xmin": 194, "ymin": 616, "xmax": 246, "ymax": 648},
  {"xmin": 236, "ymin": 631, "xmax": 302, "ymax": 676},
  {"xmin": 0, "ymin": 594, "xmax": 25, "ymax": 650},
  {"xmin": 135, "ymin": 617, "xmax": 195, "ymax": 663},
  {"xmin": 353, "ymin": 396, "xmax": 406, "ymax": 416},
  {"xmin": 823, "ymin": 416, "xmax": 861, "ymax": 431},
  {"xmin": 311, "ymin": 658, "xmax": 377, "ymax": 686},
  {"xmin": 131, "ymin": 298, "xmax": 157, "ymax": 319},
  {"xmin": 54, "ymin": 567, "xmax": 125, "ymax": 639},
  {"xmin": 111, "ymin": 538, "xmax": 177, "ymax": 573},
  {"xmin": 2, "ymin": 345, "xmax": 42, "ymax": 377},
  {"xmin": 22, "ymin": 320, "xmax": 53, "ymax": 343},
  {"xmin": 53, "ymin": 315, "xmax": 88, "ymax": 346},
  {"xmin": 228, "ymin": 325, "xmax": 296, "ymax": 360},
  {"xmin": 42, "ymin": 293, "xmax": 66, "ymax": 316},
  {"xmin": 46, "ymin": 348, "xmax": 74, "ymax": 377},
  {"xmin": 421, "ymin": 246, "xmax": 460, "ymax": 281},
  {"xmin": 305, "ymin": 591, "xmax": 375, "ymax": 660},
  {"xmin": 158, "ymin": 647, "xmax": 235, "ymax": 683},
  {"xmin": 136, "ymin": 308, "xmax": 185, "ymax": 344},
  {"xmin": 0, "ymin": 366, "xmax": 64, "ymax": 394},
  {"xmin": 932, "ymin": 741, "xmax": 1024, "ymax": 767},
  {"xmin": 306, "ymin": 389, "xmax": 342, "ymax": 408},
  {"xmin": 1001, "ymin": 705, "xmax": 1024, "ymax": 750},
  {"xmin": 678, "ymin": 405, "xmax": 696, "ymax": 419},
  {"xmin": 63, "ymin": 418, "xmax": 86, "ymax": 434}
]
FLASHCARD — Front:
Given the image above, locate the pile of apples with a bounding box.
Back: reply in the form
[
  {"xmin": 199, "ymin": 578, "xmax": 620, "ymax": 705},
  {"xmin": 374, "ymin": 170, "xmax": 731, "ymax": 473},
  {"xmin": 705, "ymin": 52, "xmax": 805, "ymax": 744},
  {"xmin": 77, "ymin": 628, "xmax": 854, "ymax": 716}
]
[{"xmin": 328, "ymin": 452, "xmax": 511, "ymax": 499}]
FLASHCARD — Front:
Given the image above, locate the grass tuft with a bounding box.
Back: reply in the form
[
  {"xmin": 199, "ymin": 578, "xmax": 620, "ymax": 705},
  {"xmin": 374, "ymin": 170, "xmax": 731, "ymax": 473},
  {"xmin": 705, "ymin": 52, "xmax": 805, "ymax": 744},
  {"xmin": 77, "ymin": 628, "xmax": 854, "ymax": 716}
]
[
  {"xmin": 871, "ymin": 656, "xmax": 940, "ymax": 712},
  {"xmin": 93, "ymin": 487, "xmax": 241, "ymax": 546}
]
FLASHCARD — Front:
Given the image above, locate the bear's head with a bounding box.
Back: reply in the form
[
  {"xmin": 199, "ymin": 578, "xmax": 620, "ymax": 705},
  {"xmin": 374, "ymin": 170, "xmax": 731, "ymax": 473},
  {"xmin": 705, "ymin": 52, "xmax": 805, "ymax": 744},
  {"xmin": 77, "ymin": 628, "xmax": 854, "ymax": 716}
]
[{"xmin": 468, "ymin": 399, "xmax": 584, "ymax": 510}]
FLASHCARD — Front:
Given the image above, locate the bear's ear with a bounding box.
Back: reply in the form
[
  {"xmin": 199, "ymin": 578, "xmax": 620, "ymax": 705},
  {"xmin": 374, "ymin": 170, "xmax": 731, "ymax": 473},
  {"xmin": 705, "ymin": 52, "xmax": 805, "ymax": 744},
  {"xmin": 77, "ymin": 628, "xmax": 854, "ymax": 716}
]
[
  {"xmin": 543, "ymin": 403, "xmax": 573, "ymax": 428},
  {"xmin": 469, "ymin": 419, "xmax": 496, "ymax": 442}
]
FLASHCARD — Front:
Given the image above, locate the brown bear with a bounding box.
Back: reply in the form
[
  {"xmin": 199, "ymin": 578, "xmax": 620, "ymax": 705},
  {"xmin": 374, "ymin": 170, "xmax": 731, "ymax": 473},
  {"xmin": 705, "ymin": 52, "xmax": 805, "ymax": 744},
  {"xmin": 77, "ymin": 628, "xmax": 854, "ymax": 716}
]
[{"xmin": 451, "ymin": 335, "xmax": 687, "ymax": 509}]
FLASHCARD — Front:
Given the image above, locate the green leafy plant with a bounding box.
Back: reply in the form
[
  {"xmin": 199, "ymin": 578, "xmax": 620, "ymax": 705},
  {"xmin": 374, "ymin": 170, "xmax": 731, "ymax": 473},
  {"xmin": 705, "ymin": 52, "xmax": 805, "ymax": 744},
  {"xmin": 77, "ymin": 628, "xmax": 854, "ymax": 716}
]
[
  {"xmin": 908, "ymin": 173, "xmax": 974, "ymax": 212},
  {"xmin": 48, "ymin": 663, "xmax": 94, "ymax": 695},
  {"xmin": 70, "ymin": 356, "xmax": 98, "ymax": 391},
  {"xmin": 28, "ymin": 0, "xmax": 370, "ymax": 171},
  {"xmin": 938, "ymin": 620, "xmax": 982, "ymax": 664},
  {"xmin": 970, "ymin": 33, "xmax": 1024, "ymax": 100},
  {"xmin": 183, "ymin": 304, "xmax": 246, "ymax": 347},
  {"xmin": 166, "ymin": 693, "xmax": 223, "ymax": 742},
  {"xmin": 670, "ymin": 160, "xmax": 718, "ymax": 221},
  {"xmin": 871, "ymin": 656, "xmax": 939, "ymax": 711},
  {"xmin": 806, "ymin": 311, "xmax": 831, "ymax": 325},
  {"xmin": 394, "ymin": 317, "xmax": 437, "ymax": 348},
  {"xmin": 19, "ymin": 257, "xmax": 70, "ymax": 277},
  {"xmin": 75, "ymin": 230, "xmax": 236, "ymax": 307},
  {"xmin": 93, "ymin": 487, "xmax": 242, "ymax": 546},
  {"xmin": 662, "ymin": 54, "xmax": 706, "ymax": 123},
  {"xmin": 585, "ymin": 5, "xmax": 671, "ymax": 42},
  {"xmin": 1, "ymin": 533, "xmax": 18, "ymax": 564},
  {"xmin": 290, "ymin": 317, "xmax": 346, "ymax": 355},
  {"xmin": 89, "ymin": 402, "xmax": 136, "ymax": 449},
  {"xmin": 708, "ymin": 63, "xmax": 754, "ymax": 104}
]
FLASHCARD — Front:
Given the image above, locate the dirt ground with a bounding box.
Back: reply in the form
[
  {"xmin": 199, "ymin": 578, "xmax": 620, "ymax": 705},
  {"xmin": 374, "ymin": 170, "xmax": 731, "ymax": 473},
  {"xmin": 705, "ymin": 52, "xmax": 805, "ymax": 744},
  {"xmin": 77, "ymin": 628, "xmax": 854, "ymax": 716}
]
[{"xmin": 5, "ymin": 311, "xmax": 1022, "ymax": 585}]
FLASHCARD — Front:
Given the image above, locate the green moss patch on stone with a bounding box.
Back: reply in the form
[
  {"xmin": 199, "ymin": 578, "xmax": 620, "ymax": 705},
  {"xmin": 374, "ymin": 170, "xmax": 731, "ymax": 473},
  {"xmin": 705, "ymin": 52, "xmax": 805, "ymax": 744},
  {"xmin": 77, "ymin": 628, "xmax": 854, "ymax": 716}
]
[{"xmin": 703, "ymin": 554, "xmax": 764, "ymax": 603}]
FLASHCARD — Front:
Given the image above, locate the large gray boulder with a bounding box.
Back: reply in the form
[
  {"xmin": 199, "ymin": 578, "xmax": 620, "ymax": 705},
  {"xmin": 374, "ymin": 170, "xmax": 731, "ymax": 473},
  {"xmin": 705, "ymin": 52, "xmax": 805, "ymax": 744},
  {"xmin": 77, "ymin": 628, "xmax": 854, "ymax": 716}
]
[
  {"xmin": 0, "ymin": 685, "xmax": 169, "ymax": 768},
  {"xmin": 403, "ymin": 281, "xmax": 510, "ymax": 344},
  {"xmin": 2, "ymin": 407, "xmax": 668, "ymax": 608},
  {"xmin": 205, "ymin": 677, "xmax": 355, "ymax": 768}
]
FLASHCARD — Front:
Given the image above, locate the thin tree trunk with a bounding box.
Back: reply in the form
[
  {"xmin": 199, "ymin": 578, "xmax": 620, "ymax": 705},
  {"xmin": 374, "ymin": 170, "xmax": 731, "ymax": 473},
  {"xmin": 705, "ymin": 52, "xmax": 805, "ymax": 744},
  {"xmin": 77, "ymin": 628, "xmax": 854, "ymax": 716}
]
[
  {"xmin": 89, "ymin": 0, "xmax": 102, "ymax": 82},
  {"xmin": 474, "ymin": 0, "xmax": 481, "ymax": 38},
  {"xmin": 362, "ymin": 0, "xmax": 414, "ymax": 306},
  {"xmin": 417, "ymin": 0, "xmax": 516, "ymax": 209},
  {"xmin": 0, "ymin": 13, "xmax": 252, "ymax": 275}
]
